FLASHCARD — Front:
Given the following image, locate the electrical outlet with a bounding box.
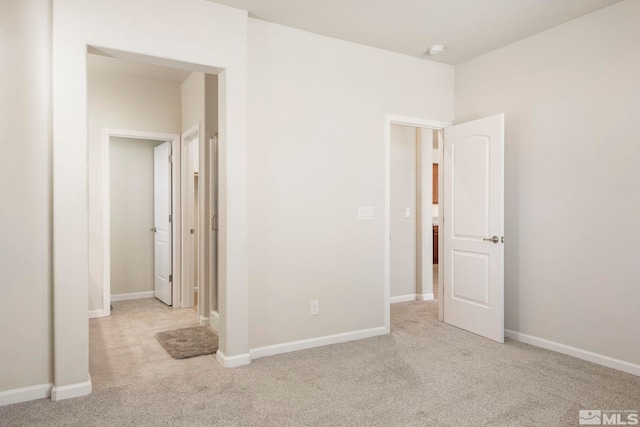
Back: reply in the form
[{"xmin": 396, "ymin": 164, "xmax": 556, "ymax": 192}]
[
  {"xmin": 310, "ymin": 299, "xmax": 320, "ymax": 316},
  {"xmin": 405, "ymin": 207, "xmax": 411, "ymax": 218}
]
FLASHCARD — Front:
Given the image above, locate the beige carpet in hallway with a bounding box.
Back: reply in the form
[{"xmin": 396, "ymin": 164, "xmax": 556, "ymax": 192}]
[{"xmin": 1, "ymin": 301, "xmax": 638, "ymax": 426}]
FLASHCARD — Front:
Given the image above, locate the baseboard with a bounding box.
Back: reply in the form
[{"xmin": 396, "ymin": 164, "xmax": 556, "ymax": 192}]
[
  {"xmin": 199, "ymin": 316, "xmax": 210, "ymax": 326},
  {"xmin": 215, "ymin": 350, "xmax": 251, "ymax": 368},
  {"xmin": 0, "ymin": 383, "xmax": 53, "ymax": 407},
  {"xmin": 88, "ymin": 309, "xmax": 109, "ymax": 319},
  {"xmin": 110, "ymin": 291, "xmax": 155, "ymax": 302},
  {"xmin": 51, "ymin": 376, "xmax": 92, "ymax": 401},
  {"xmin": 390, "ymin": 294, "xmax": 417, "ymax": 303},
  {"xmin": 504, "ymin": 329, "xmax": 640, "ymax": 377},
  {"xmin": 249, "ymin": 326, "xmax": 387, "ymax": 360},
  {"xmin": 209, "ymin": 311, "xmax": 219, "ymax": 333},
  {"xmin": 417, "ymin": 293, "xmax": 434, "ymax": 301}
]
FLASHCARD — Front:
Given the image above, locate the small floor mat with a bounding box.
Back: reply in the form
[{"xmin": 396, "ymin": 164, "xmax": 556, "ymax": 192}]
[{"xmin": 154, "ymin": 326, "xmax": 218, "ymax": 359}]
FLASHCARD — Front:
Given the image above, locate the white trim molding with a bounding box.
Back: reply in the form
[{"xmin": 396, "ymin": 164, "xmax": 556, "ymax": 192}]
[
  {"xmin": 51, "ymin": 376, "xmax": 92, "ymax": 401},
  {"xmin": 505, "ymin": 329, "xmax": 640, "ymax": 377},
  {"xmin": 88, "ymin": 309, "xmax": 109, "ymax": 319},
  {"xmin": 199, "ymin": 316, "xmax": 210, "ymax": 326},
  {"xmin": 250, "ymin": 326, "xmax": 387, "ymax": 360},
  {"xmin": 216, "ymin": 351, "xmax": 251, "ymax": 368},
  {"xmin": 390, "ymin": 294, "xmax": 418, "ymax": 304},
  {"xmin": 110, "ymin": 291, "xmax": 155, "ymax": 302},
  {"xmin": 0, "ymin": 383, "xmax": 53, "ymax": 407},
  {"xmin": 389, "ymin": 294, "xmax": 435, "ymax": 303}
]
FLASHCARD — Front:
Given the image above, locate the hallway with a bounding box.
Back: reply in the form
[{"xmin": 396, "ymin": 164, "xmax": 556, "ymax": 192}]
[{"xmin": 89, "ymin": 298, "xmax": 218, "ymax": 390}]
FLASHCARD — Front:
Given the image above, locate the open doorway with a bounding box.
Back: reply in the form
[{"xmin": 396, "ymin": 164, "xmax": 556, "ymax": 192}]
[
  {"xmin": 389, "ymin": 124, "xmax": 442, "ymax": 307},
  {"xmin": 385, "ymin": 115, "xmax": 449, "ymax": 332},
  {"xmin": 432, "ymin": 131, "xmax": 442, "ymax": 301},
  {"xmin": 87, "ymin": 52, "xmax": 222, "ymax": 390},
  {"xmin": 386, "ymin": 114, "xmax": 506, "ymax": 341},
  {"xmin": 181, "ymin": 125, "xmax": 200, "ymax": 311},
  {"xmin": 106, "ymin": 133, "xmax": 178, "ymax": 307},
  {"xmin": 109, "ymin": 136, "xmax": 165, "ymax": 303}
]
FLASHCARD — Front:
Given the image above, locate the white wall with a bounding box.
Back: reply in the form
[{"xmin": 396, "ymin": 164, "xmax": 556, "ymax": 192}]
[
  {"xmin": 205, "ymin": 74, "xmax": 219, "ymax": 314},
  {"xmin": 110, "ymin": 137, "xmax": 161, "ymax": 296},
  {"xmin": 248, "ymin": 18, "xmax": 453, "ymax": 349},
  {"xmin": 455, "ymin": 0, "xmax": 640, "ymax": 366},
  {"xmin": 390, "ymin": 125, "xmax": 417, "ymax": 298},
  {"xmin": 181, "ymin": 72, "xmax": 205, "ymax": 133},
  {"xmin": 88, "ymin": 65, "xmax": 182, "ymax": 311},
  {"xmin": 0, "ymin": 0, "xmax": 53, "ymax": 394},
  {"xmin": 180, "ymin": 72, "xmax": 203, "ymax": 310},
  {"xmin": 53, "ymin": 0, "xmax": 249, "ymax": 388}
]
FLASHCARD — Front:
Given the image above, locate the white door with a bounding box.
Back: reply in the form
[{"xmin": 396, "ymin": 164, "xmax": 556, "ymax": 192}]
[
  {"xmin": 154, "ymin": 141, "xmax": 172, "ymax": 305},
  {"xmin": 443, "ymin": 114, "xmax": 504, "ymax": 342},
  {"xmin": 181, "ymin": 134, "xmax": 198, "ymax": 308}
]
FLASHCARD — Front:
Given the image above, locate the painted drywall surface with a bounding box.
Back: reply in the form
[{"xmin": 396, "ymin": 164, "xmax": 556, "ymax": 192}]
[
  {"xmin": 205, "ymin": 74, "xmax": 219, "ymax": 314},
  {"xmin": 181, "ymin": 72, "xmax": 205, "ymax": 133},
  {"xmin": 88, "ymin": 68, "xmax": 182, "ymax": 312},
  {"xmin": 455, "ymin": 0, "xmax": 640, "ymax": 365},
  {"xmin": 110, "ymin": 137, "xmax": 162, "ymax": 296},
  {"xmin": 181, "ymin": 71, "xmax": 217, "ymax": 318},
  {"xmin": 248, "ymin": 18, "xmax": 453, "ymax": 348},
  {"xmin": 0, "ymin": 0, "xmax": 53, "ymax": 392},
  {"xmin": 181, "ymin": 72, "xmax": 204, "ymax": 310},
  {"xmin": 390, "ymin": 125, "xmax": 417, "ymax": 298},
  {"xmin": 205, "ymin": 75, "xmax": 219, "ymax": 140},
  {"xmin": 54, "ymin": 0, "xmax": 248, "ymax": 388}
]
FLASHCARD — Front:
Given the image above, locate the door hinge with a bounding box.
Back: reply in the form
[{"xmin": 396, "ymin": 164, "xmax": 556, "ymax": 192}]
[
  {"xmin": 169, "ymin": 274, "xmax": 173, "ymax": 282},
  {"xmin": 168, "ymin": 155, "xmax": 173, "ymax": 163},
  {"xmin": 212, "ymin": 214, "xmax": 219, "ymax": 231},
  {"xmin": 169, "ymin": 214, "xmax": 172, "ymax": 223}
]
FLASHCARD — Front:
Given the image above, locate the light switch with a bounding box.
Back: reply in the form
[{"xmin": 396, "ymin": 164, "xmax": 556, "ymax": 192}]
[
  {"xmin": 358, "ymin": 206, "xmax": 374, "ymax": 220},
  {"xmin": 405, "ymin": 207, "xmax": 411, "ymax": 218}
]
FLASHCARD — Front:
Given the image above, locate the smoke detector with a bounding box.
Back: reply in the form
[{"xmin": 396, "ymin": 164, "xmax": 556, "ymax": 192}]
[{"xmin": 428, "ymin": 44, "xmax": 445, "ymax": 55}]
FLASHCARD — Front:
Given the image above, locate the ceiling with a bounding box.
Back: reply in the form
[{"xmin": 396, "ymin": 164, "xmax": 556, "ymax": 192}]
[
  {"xmin": 88, "ymin": 54, "xmax": 193, "ymax": 84},
  {"xmin": 208, "ymin": 0, "xmax": 622, "ymax": 64}
]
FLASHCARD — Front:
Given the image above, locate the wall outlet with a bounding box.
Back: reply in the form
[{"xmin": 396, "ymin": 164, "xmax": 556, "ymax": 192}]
[
  {"xmin": 404, "ymin": 207, "xmax": 411, "ymax": 218},
  {"xmin": 310, "ymin": 299, "xmax": 320, "ymax": 316}
]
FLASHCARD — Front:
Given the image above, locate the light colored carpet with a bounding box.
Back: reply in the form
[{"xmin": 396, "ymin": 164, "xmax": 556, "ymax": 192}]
[
  {"xmin": 155, "ymin": 326, "xmax": 218, "ymax": 359},
  {"xmin": 1, "ymin": 301, "xmax": 638, "ymax": 426}
]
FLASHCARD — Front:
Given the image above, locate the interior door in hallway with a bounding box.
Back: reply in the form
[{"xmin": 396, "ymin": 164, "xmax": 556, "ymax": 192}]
[
  {"xmin": 153, "ymin": 141, "xmax": 172, "ymax": 305},
  {"xmin": 443, "ymin": 114, "xmax": 504, "ymax": 342}
]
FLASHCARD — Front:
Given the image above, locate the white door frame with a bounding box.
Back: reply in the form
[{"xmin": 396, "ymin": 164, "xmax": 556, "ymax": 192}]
[
  {"xmin": 181, "ymin": 124, "xmax": 200, "ymax": 309},
  {"xmin": 100, "ymin": 128, "xmax": 181, "ymax": 316},
  {"xmin": 384, "ymin": 115, "xmax": 450, "ymax": 332}
]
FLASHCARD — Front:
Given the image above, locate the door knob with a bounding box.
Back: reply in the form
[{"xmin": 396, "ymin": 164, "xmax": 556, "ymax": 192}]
[
  {"xmin": 483, "ymin": 236, "xmax": 499, "ymax": 243},
  {"xmin": 151, "ymin": 227, "xmax": 157, "ymax": 232}
]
